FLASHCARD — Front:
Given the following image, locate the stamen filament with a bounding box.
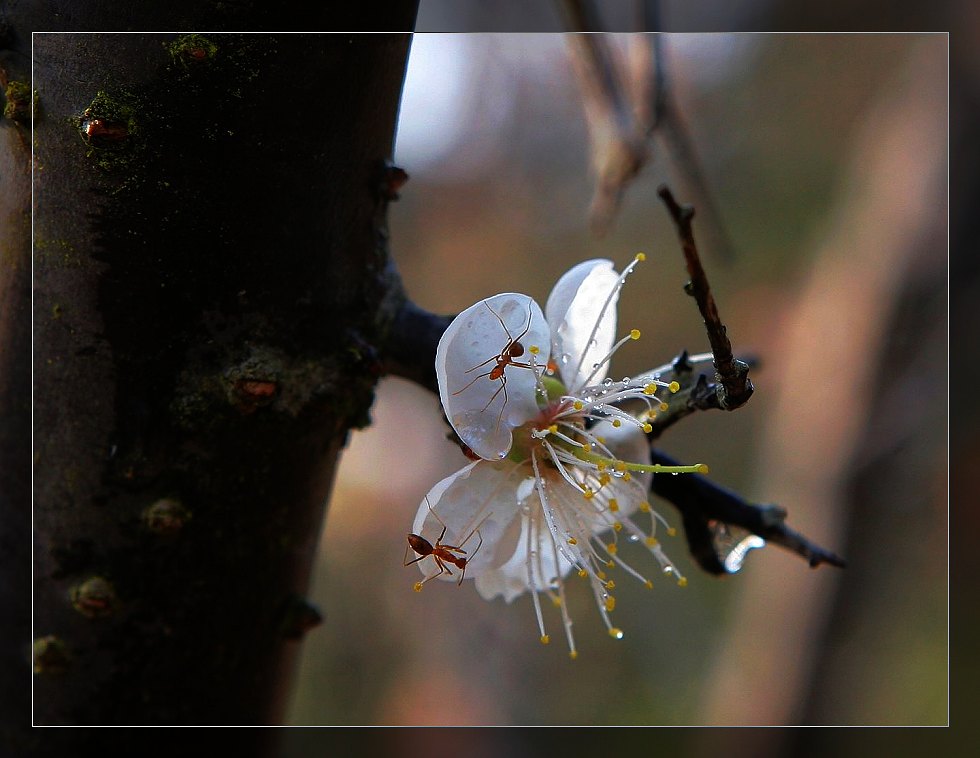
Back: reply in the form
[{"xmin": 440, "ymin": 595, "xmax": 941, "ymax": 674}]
[{"xmin": 572, "ymin": 447, "xmax": 708, "ymax": 475}]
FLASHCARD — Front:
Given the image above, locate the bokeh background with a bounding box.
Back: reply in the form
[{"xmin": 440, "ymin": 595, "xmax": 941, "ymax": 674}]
[{"xmin": 284, "ymin": 28, "xmax": 948, "ymax": 739}]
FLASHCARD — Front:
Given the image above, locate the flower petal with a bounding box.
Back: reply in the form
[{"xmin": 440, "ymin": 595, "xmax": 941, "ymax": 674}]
[
  {"xmin": 544, "ymin": 259, "xmax": 620, "ymax": 392},
  {"xmin": 412, "ymin": 460, "xmax": 525, "ymax": 582},
  {"xmin": 474, "ymin": 510, "xmax": 575, "ymax": 603},
  {"xmin": 436, "ymin": 293, "xmax": 551, "ymax": 460}
]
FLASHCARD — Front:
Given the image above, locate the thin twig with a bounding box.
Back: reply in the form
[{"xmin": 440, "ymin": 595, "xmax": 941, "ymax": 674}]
[
  {"xmin": 658, "ymin": 185, "xmax": 753, "ymax": 410},
  {"xmin": 649, "ymin": 449, "xmax": 847, "ymax": 574},
  {"xmin": 562, "ymin": 0, "xmax": 649, "ymax": 235}
]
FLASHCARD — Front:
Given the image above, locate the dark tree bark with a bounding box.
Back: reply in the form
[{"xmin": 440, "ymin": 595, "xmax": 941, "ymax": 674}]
[{"xmin": 2, "ymin": 5, "xmax": 417, "ymax": 746}]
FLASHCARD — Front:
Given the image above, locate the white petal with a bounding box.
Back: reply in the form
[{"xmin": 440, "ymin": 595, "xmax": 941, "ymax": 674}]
[
  {"xmin": 436, "ymin": 293, "xmax": 551, "ymax": 460},
  {"xmin": 412, "ymin": 460, "xmax": 525, "ymax": 583},
  {"xmin": 544, "ymin": 259, "xmax": 621, "ymax": 392},
  {"xmin": 474, "ymin": 494, "xmax": 576, "ymax": 603}
]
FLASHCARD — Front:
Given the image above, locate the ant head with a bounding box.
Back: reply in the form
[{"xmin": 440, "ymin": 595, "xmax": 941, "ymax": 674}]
[{"xmin": 407, "ymin": 533, "xmax": 432, "ymax": 554}]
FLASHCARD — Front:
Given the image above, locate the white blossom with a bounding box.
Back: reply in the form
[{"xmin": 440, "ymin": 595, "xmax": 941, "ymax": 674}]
[{"xmin": 410, "ymin": 255, "xmax": 707, "ymax": 658}]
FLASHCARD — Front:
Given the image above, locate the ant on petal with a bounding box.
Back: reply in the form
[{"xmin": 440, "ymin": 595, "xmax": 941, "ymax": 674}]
[
  {"xmin": 405, "ymin": 505, "xmax": 487, "ymax": 592},
  {"xmin": 451, "ymin": 299, "xmax": 540, "ymax": 431}
]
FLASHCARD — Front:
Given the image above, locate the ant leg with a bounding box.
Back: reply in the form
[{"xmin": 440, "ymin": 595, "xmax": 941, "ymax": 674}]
[
  {"xmin": 480, "ymin": 374, "xmax": 506, "ymax": 414},
  {"xmin": 452, "ymin": 368, "xmax": 496, "ymax": 397},
  {"xmin": 462, "ymin": 355, "xmax": 501, "ymax": 375},
  {"xmin": 416, "ymin": 556, "xmax": 450, "ymax": 590},
  {"xmin": 458, "ymin": 531, "xmax": 484, "ymax": 584},
  {"xmin": 404, "ymin": 544, "xmax": 429, "ymax": 568}
]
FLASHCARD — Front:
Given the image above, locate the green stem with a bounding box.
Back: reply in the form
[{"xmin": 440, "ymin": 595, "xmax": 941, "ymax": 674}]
[{"xmin": 574, "ymin": 446, "xmax": 708, "ymax": 475}]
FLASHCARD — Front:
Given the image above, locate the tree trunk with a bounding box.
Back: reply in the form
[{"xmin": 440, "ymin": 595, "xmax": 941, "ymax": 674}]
[{"xmin": 2, "ymin": 10, "xmax": 417, "ymax": 744}]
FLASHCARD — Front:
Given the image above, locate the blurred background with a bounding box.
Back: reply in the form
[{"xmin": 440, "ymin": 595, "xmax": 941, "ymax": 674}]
[{"xmin": 284, "ymin": 24, "xmax": 948, "ymax": 740}]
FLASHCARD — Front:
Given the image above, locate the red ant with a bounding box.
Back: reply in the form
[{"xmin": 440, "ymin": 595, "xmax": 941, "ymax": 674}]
[
  {"xmin": 452, "ymin": 300, "xmax": 539, "ymax": 428},
  {"xmin": 405, "ymin": 508, "xmax": 486, "ymax": 591}
]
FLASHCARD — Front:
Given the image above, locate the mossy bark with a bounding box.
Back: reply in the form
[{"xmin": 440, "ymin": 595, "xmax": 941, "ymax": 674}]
[{"xmin": 3, "ymin": 16, "xmax": 417, "ymax": 744}]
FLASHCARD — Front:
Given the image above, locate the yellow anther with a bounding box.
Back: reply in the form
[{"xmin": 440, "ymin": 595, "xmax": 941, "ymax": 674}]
[
  {"xmin": 607, "ymin": 543, "xmax": 617, "ymax": 555},
  {"xmin": 413, "ymin": 582, "xmax": 423, "ymax": 593},
  {"xmin": 606, "ymin": 580, "xmax": 616, "ymax": 590},
  {"xmin": 596, "ymin": 461, "xmax": 607, "ymax": 471},
  {"xmin": 639, "ymin": 501, "xmax": 651, "ymax": 512},
  {"xmin": 596, "ymin": 436, "xmax": 606, "ymax": 444},
  {"xmin": 642, "ymin": 423, "xmax": 653, "ymax": 433},
  {"xmin": 540, "ymin": 635, "xmax": 550, "ymax": 645},
  {"xmin": 622, "ymin": 472, "xmax": 632, "ymax": 482},
  {"xmin": 643, "ymin": 383, "xmax": 658, "ymax": 395},
  {"xmin": 606, "ymin": 559, "xmax": 615, "ymax": 568},
  {"xmin": 667, "ymin": 527, "xmax": 677, "ymax": 537},
  {"xmin": 630, "ymin": 329, "xmax": 641, "ymax": 340},
  {"xmin": 613, "ymin": 522, "xmax": 623, "ymax": 532},
  {"xmin": 612, "ymin": 418, "xmax": 622, "ymax": 428},
  {"xmin": 582, "ymin": 488, "xmax": 594, "ymax": 500},
  {"xmin": 644, "ymin": 579, "xmax": 654, "ymax": 590},
  {"xmin": 613, "ymin": 461, "xmax": 627, "ymax": 473},
  {"xmin": 645, "ymin": 536, "xmax": 658, "ymax": 547},
  {"xmin": 578, "ymin": 569, "xmax": 588, "ymax": 578},
  {"xmin": 598, "ymin": 473, "xmax": 611, "ymax": 486},
  {"xmin": 597, "ymin": 571, "xmax": 607, "ymax": 580},
  {"xmin": 552, "ymin": 596, "xmax": 562, "ymax": 607},
  {"xmin": 573, "ymin": 400, "xmax": 584, "ymax": 410},
  {"xmin": 548, "ymin": 424, "xmax": 558, "ymax": 434},
  {"xmin": 678, "ymin": 576, "xmax": 688, "ymax": 588},
  {"xmin": 604, "ymin": 596, "xmax": 616, "ymax": 612},
  {"xmin": 568, "ymin": 537, "xmax": 578, "ymax": 546},
  {"xmin": 697, "ymin": 464, "xmax": 710, "ymax": 474},
  {"xmin": 669, "ymin": 381, "xmax": 680, "ymax": 393},
  {"xmin": 635, "ymin": 252, "xmax": 646, "ymax": 262},
  {"xmin": 659, "ymin": 402, "xmax": 669, "ymax": 412},
  {"xmin": 609, "ymin": 627, "xmax": 624, "ymax": 640},
  {"xmin": 608, "ymin": 498, "xmax": 619, "ymax": 512},
  {"xmin": 529, "ymin": 345, "xmax": 540, "ymax": 355},
  {"xmin": 569, "ymin": 650, "xmax": 579, "ymax": 660}
]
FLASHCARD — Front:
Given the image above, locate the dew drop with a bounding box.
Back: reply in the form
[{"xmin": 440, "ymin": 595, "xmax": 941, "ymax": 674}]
[
  {"xmin": 628, "ymin": 534, "xmax": 640, "ymax": 543},
  {"xmin": 663, "ymin": 566, "xmax": 674, "ymax": 576},
  {"xmin": 603, "ymin": 378, "xmax": 613, "ymax": 388},
  {"xmin": 590, "ymin": 338, "xmax": 598, "ymax": 347},
  {"xmin": 561, "ymin": 354, "xmax": 570, "ymax": 365}
]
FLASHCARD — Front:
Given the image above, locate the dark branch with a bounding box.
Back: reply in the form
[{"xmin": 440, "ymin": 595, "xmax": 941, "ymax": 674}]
[
  {"xmin": 630, "ymin": 350, "xmax": 759, "ymax": 441},
  {"xmin": 649, "ymin": 449, "xmax": 847, "ymax": 574},
  {"xmin": 381, "ymin": 299, "xmax": 453, "ymax": 395},
  {"xmin": 658, "ymin": 185, "xmax": 753, "ymax": 410}
]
